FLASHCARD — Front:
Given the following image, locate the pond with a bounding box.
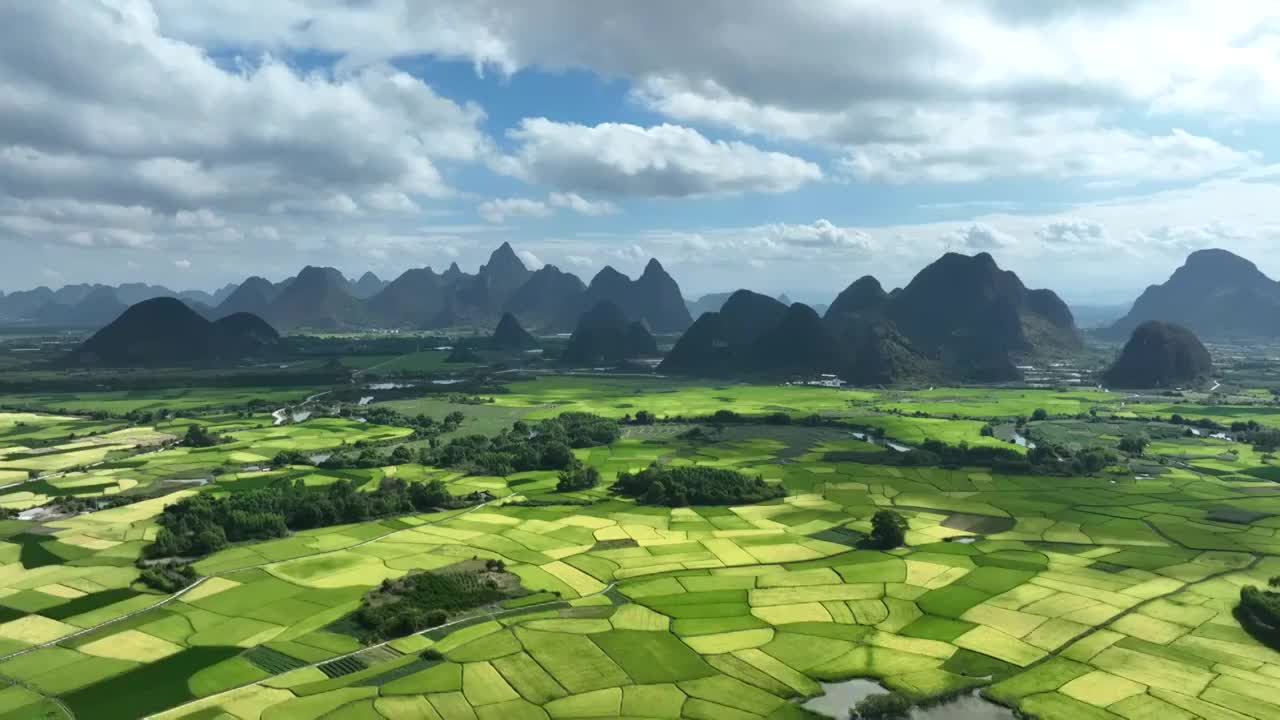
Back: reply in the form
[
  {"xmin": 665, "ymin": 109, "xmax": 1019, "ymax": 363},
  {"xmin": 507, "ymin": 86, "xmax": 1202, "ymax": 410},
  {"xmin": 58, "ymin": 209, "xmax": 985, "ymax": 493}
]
[{"xmin": 801, "ymin": 679, "xmax": 1016, "ymax": 720}]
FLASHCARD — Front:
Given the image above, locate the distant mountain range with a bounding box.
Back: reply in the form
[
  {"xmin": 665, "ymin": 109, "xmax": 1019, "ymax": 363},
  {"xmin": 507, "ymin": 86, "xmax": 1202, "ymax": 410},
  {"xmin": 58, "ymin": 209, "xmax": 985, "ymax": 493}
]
[
  {"xmin": 662, "ymin": 252, "xmax": 1081, "ymax": 383},
  {"xmin": 1102, "ymin": 249, "xmax": 1280, "ymax": 340},
  {"xmin": 0, "ymin": 243, "xmax": 695, "ymax": 335},
  {"xmin": 0, "ymin": 281, "xmax": 237, "ymax": 328}
]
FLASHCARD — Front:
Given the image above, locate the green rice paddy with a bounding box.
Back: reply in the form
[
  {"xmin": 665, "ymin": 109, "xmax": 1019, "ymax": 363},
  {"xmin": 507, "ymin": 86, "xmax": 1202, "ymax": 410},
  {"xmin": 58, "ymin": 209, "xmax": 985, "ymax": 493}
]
[{"xmin": 0, "ymin": 377, "xmax": 1275, "ymax": 719}]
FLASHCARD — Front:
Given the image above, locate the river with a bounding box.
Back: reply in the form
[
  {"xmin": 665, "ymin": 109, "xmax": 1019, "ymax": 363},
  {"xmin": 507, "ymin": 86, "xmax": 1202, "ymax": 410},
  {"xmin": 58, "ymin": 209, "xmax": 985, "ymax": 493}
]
[{"xmin": 801, "ymin": 679, "xmax": 1015, "ymax": 720}]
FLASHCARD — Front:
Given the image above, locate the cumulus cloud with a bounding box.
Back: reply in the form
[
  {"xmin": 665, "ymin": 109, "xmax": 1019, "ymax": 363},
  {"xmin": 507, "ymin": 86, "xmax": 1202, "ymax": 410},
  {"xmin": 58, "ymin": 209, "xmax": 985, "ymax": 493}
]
[
  {"xmin": 0, "ymin": 0, "xmax": 488, "ymax": 255},
  {"xmin": 496, "ymin": 119, "xmax": 821, "ymax": 197},
  {"xmin": 478, "ymin": 198, "xmax": 551, "ymax": 223},
  {"xmin": 945, "ymin": 223, "xmax": 1018, "ymax": 250},
  {"xmin": 1036, "ymin": 220, "xmax": 1111, "ymax": 248},
  {"xmin": 762, "ymin": 219, "xmax": 872, "ymax": 250},
  {"xmin": 151, "ymin": 1, "xmax": 1277, "ymax": 185},
  {"xmin": 548, "ymin": 192, "xmax": 618, "ymax": 216}
]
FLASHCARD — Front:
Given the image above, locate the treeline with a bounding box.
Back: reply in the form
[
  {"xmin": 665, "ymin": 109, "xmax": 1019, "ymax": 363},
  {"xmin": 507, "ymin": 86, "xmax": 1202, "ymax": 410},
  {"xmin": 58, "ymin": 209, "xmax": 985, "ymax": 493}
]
[
  {"xmin": 615, "ymin": 463, "xmax": 785, "ymax": 506},
  {"xmin": 622, "ymin": 408, "xmax": 830, "ymax": 427},
  {"xmin": 826, "ymin": 439, "xmax": 1115, "ymax": 476},
  {"xmin": 1238, "ymin": 578, "xmax": 1280, "ymax": 649},
  {"xmin": 148, "ymin": 476, "xmax": 452, "ymax": 558},
  {"xmin": 426, "ymin": 413, "xmax": 619, "ymax": 476}
]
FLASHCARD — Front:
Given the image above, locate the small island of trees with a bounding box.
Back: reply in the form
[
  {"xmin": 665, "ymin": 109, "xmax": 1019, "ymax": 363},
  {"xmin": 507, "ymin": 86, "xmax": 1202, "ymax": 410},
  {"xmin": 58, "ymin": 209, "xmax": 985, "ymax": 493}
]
[{"xmin": 614, "ymin": 463, "xmax": 785, "ymax": 506}]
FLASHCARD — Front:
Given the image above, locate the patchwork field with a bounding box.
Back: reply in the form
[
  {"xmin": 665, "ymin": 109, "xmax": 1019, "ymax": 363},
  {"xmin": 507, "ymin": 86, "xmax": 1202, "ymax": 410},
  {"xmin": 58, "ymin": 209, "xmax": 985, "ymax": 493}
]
[{"xmin": 0, "ymin": 377, "xmax": 1276, "ymax": 719}]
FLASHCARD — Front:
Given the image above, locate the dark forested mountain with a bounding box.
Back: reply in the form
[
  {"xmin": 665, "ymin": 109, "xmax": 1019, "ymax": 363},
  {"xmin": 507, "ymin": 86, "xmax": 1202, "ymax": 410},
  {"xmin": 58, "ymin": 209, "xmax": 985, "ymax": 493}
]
[
  {"xmin": 503, "ymin": 265, "xmax": 588, "ymax": 332},
  {"xmin": 1103, "ymin": 321, "xmax": 1213, "ymax": 388},
  {"xmin": 366, "ymin": 268, "xmax": 449, "ymax": 328},
  {"xmin": 664, "ymin": 252, "xmax": 1080, "ymax": 384},
  {"xmin": 1104, "ymin": 249, "xmax": 1280, "ymax": 340},
  {"xmin": 474, "ymin": 242, "xmax": 533, "ymax": 310},
  {"xmin": 491, "ymin": 312, "xmax": 538, "ymax": 351},
  {"xmin": 214, "ymin": 276, "xmax": 278, "ymax": 319},
  {"xmin": 825, "ymin": 276, "xmax": 889, "ymax": 321},
  {"xmin": 881, "ymin": 252, "xmax": 1080, "ymax": 380},
  {"xmin": 583, "ymin": 260, "xmax": 692, "ymax": 333},
  {"xmin": 70, "ymin": 298, "xmax": 279, "ymax": 366},
  {"xmin": 351, "ymin": 272, "xmax": 389, "ymax": 299},
  {"xmin": 662, "ymin": 291, "xmax": 790, "ymax": 375},
  {"xmin": 265, "ymin": 266, "xmax": 365, "ymax": 330},
  {"xmin": 561, "ymin": 301, "xmax": 657, "ymax": 365},
  {"xmin": 746, "ymin": 303, "xmax": 846, "ymax": 375}
]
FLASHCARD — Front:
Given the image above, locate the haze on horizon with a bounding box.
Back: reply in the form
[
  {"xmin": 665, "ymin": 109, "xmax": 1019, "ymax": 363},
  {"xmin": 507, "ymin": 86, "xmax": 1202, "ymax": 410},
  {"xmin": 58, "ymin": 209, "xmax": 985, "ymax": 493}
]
[{"xmin": 1, "ymin": 0, "xmax": 1279, "ymax": 305}]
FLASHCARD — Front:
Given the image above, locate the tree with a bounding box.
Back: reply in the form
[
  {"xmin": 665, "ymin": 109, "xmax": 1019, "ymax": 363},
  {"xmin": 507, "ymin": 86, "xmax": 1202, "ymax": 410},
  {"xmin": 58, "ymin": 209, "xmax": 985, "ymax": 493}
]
[
  {"xmin": 1031, "ymin": 408, "xmax": 1049, "ymax": 422},
  {"xmin": 1118, "ymin": 434, "xmax": 1150, "ymax": 455},
  {"xmin": 634, "ymin": 410, "xmax": 656, "ymax": 425},
  {"xmin": 642, "ymin": 480, "xmax": 668, "ymax": 506},
  {"xmin": 556, "ymin": 464, "xmax": 600, "ymax": 492},
  {"xmin": 181, "ymin": 424, "xmax": 228, "ymax": 448},
  {"xmin": 869, "ymin": 510, "xmax": 908, "ymax": 550}
]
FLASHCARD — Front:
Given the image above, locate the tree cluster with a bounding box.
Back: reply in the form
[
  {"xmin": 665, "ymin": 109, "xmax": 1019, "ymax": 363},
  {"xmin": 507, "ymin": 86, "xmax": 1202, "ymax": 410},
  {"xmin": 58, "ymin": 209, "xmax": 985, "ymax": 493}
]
[
  {"xmin": 148, "ymin": 476, "xmax": 452, "ymax": 558},
  {"xmin": 614, "ymin": 463, "xmax": 785, "ymax": 507},
  {"xmin": 355, "ymin": 565, "xmax": 520, "ymax": 642},
  {"xmin": 1238, "ymin": 577, "xmax": 1280, "ymax": 649},
  {"xmin": 426, "ymin": 413, "xmax": 619, "ymax": 476},
  {"xmin": 832, "ymin": 439, "xmax": 1115, "ymax": 476},
  {"xmin": 852, "ymin": 692, "xmax": 912, "ymax": 719},
  {"xmin": 180, "ymin": 424, "xmax": 230, "ymax": 448},
  {"xmin": 556, "ymin": 464, "xmax": 600, "ymax": 492},
  {"xmin": 139, "ymin": 563, "xmax": 197, "ymax": 593}
]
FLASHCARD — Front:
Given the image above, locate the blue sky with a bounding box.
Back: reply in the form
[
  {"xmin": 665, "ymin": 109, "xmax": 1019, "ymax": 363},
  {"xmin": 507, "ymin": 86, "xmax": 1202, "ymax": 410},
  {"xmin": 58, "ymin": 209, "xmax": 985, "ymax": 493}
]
[{"xmin": 2, "ymin": 1, "xmax": 1279, "ymax": 306}]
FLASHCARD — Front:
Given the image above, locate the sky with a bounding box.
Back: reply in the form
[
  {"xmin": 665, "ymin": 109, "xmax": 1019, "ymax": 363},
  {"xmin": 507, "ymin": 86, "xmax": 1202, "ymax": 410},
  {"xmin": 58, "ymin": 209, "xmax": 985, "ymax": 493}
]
[{"xmin": 1, "ymin": 1, "xmax": 1279, "ymax": 305}]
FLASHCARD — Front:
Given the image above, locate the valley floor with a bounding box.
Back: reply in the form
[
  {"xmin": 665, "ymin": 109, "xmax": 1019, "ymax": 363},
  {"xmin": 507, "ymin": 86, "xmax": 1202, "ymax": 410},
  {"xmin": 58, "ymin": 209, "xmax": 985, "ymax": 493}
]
[{"xmin": 0, "ymin": 379, "xmax": 1277, "ymax": 719}]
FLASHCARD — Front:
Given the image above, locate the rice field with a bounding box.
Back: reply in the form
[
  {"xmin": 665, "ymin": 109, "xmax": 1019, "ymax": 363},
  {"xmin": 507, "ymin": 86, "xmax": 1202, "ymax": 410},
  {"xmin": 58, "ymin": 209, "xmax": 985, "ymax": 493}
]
[{"xmin": 0, "ymin": 378, "xmax": 1277, "ymax": 719}]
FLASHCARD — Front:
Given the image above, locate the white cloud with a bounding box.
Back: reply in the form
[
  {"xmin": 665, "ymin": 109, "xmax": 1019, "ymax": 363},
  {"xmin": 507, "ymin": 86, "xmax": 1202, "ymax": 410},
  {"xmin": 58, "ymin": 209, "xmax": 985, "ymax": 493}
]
[
  {"xmin": 496, "ymin": 119, "xmax": 822, "ymax": 197},
  {"xmin": 839, "ymin": 119, "xmax": 1255, "ymax": 184},
  {"xmin": 1036, "ymin": 220, "xmax": 1112, "ymax": 248},
  {"xmin": 149, "ymin": 1, "xmax": 1277, "ymax": 186},
  {"xmin": 0, "ymin": 0, "xmax": 489, "ymax": 259},
  {"xmin": 548, "ymin": 192, "xmax": 618, "ymax": 216},
  {"xmin": 945, "ymin": 223, "xmax": 1018, "ymax": 250},
  {"xmin": 515, "ymin": 249, "xmax": 544, "ymax": 269},
  {"xmin": 762, "ymin": 219, "xmax": 872, "ymax": 250},
  {"xmin": 174, "ymin": 258, "xmax": 192, "ymax": 270},
  {"xmin": 477, "ymin": 197, "xmax": 551, "ymax": 223},
  {"xmin": 565, "ymin": 255, "xmax": 594, "ymax": 268}
]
